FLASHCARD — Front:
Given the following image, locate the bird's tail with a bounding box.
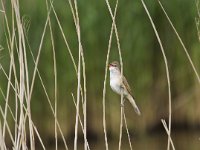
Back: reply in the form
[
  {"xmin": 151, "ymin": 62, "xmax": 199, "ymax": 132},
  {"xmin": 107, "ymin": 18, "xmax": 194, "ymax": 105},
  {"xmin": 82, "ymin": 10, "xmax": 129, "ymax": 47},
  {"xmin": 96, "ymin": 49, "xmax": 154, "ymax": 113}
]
[{"xmin": 127, "ymin": 95, "xmax": 141, "ymax": 115}]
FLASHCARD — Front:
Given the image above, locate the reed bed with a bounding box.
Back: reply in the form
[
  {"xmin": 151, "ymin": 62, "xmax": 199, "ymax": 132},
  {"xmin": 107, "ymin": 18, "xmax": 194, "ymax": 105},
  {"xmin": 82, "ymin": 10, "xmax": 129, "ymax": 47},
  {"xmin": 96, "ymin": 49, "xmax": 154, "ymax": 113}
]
[{"xmin": 0, "ymin": 0, "xmax": 199, "ymax": 150}]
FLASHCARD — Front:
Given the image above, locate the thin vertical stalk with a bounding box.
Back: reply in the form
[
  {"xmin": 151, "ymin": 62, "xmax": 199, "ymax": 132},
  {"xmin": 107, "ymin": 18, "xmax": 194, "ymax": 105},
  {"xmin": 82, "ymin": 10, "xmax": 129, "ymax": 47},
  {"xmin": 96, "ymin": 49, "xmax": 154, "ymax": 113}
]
[
  {"xmin": 69, "ymin": 1, "xmax": 88, "ymax": 148},
  {"xmin": 118, "ymin": 96, "xmax": 123, "ymax": 150},
  {"xmin": 158, "ymin": 0, "xmax": 200, "ymax": 84},
  {"xmin": 11, "ymin": 0, "xmax": 27, "ymax": 148},
  {"xmin": 45, "ymin": 0, "xmax": 58, "ymax": 149},
  {"xmin": 71, "ymin": 94, "xmax": 91, "ymax": 150},
  {"xmin": 140, "ymin": 0, "xmax": 172, "ymax": 150},
  {"xmin": 0, "ymin": 106, "xmax": 15, "ymax": 148},
  {"xmin": 102, "ymin": 1, "xmax": 119, "ymax": 150},
  {"xmin": 1, "ymin": 0, "xmax": 15, "ymax": 140},
  {"xmin": 73, "ymin": 0, "xmax": 82, "ymax": 149},
  {"xmin": 51, "ymin": 6, "xmax": 88, "ymax": 143},
  {"xmin": 123, "ymin": 111, "xmax": 133, "ymax": 150},
  {"xmin": 0, "ymin": 120, "xmax": 6, "ymax": 150},
  {"xmin": 161, "ymin": 119, "xmax": 175, "ymax": 150},
  {"xmin": 105, "ymin": 0, "xmax": 124, "ymax": 149}
]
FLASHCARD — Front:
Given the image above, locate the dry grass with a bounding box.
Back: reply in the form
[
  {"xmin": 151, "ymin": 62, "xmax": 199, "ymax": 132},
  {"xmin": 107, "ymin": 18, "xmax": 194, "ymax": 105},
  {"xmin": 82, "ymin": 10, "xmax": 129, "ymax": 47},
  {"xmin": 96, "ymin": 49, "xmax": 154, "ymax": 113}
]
[
  {"xmin": 0, "ymin": 0, "xmax": 68, "ymax": 149},
  {"xmin": 102, "ymin": 0, "xmax": 118, "ymax": 149},
  {"xmin": 140, "ymin": 1, "xmax": 172, "ymax": 149}
]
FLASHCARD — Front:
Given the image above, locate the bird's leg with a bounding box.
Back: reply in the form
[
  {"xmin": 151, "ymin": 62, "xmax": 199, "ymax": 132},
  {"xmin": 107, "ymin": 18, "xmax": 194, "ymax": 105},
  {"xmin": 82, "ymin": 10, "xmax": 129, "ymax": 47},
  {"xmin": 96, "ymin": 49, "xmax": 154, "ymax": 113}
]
[{"xmin": 120, "ymin": 98, "xmax": 126, "ymax": 107}]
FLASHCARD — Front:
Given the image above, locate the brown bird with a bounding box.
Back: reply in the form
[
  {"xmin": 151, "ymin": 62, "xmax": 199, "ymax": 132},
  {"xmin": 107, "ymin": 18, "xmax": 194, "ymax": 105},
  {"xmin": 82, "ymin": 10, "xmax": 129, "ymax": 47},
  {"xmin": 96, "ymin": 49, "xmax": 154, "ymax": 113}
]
[{"xmin": 108, "ymin": 61, "xmax": 141, "ymax": 115}]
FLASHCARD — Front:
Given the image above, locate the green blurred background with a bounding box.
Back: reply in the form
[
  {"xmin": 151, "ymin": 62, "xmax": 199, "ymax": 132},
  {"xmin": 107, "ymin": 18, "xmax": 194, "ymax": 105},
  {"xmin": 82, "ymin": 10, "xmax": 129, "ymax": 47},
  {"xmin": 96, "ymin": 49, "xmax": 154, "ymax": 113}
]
[{"xmin": 0, "ymin": 0, "xmax": 200, "ymax": 149}]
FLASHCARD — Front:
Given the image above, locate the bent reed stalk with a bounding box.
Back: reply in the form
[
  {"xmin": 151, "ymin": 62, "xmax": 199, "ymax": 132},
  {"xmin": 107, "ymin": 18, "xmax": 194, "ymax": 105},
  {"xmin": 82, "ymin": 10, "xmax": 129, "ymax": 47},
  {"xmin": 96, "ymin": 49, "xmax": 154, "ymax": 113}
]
[{"xmin": 140, "ymin": 0, "xmax": 173, "ymax": 150}]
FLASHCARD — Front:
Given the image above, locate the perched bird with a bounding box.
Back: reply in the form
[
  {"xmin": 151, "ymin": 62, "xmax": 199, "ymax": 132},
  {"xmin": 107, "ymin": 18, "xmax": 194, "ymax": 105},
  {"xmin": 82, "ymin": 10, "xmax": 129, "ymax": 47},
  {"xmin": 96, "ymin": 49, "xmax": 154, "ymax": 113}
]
[{"xmin": 108, "ymin": 61, "xmax": 141, "ymax": 115}]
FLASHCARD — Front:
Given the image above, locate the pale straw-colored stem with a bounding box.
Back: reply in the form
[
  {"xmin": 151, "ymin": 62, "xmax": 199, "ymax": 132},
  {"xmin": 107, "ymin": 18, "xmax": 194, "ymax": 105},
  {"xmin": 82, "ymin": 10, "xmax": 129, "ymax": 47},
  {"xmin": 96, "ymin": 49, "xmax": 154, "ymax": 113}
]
[
  {"xmin": 140, "ymin": 0, "xmax": 172, "ymax": 150},
  {"xmin": 158, "ymin": 0, "xmax": 200, "ymax": 84},
  {"xmin": 102, "ymin": 1, "xmax": 119, "ymax": 150},
  {"xmin": 161, "ymin": 119, "xmax": 175, "ymax": 150},
  {"xmin": 73, "ymin": 0, "xmax": 83, "ymax": 149},
  {"xmin": 123, "ymin": 111, "xmax": 133, "ymax": 150},
  {"xmin": 105, "ymin": 0, "xmax": 124, "ymax": 149},
  {"xmin": 72, "ymin": 94, "xmax": 91, "ymax": 150},
  {"xmin": 45, "ymin": 0, "xmax": 58, "ymax": 149}
]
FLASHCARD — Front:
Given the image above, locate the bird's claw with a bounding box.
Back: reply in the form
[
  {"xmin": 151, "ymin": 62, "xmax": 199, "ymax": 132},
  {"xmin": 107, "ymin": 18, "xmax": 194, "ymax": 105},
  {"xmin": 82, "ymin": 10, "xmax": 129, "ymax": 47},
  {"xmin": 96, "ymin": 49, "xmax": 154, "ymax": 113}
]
[
  {"xmin": 120, "ymin": 99, "xmax": 126, "ymax": 107},
  {"xmin": 120, "ymin": 103, "xmax": 124, "ymax": 107}
]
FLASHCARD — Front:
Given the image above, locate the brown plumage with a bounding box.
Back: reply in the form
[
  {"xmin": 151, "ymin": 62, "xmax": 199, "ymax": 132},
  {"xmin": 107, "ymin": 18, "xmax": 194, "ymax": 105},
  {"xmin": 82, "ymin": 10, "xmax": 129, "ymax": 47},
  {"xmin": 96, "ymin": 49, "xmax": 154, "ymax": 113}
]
[{"xmin": 109, "ymin": 61, "xmax": 141, "ymax": 115}]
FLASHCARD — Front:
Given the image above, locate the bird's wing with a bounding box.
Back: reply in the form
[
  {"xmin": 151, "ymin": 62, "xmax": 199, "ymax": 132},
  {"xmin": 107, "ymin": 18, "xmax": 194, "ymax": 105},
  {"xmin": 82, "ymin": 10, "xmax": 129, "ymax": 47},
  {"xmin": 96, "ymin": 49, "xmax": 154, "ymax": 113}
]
[{"xmin": 122, "ymin": 76, "xmax": 134, "ymax": 97}]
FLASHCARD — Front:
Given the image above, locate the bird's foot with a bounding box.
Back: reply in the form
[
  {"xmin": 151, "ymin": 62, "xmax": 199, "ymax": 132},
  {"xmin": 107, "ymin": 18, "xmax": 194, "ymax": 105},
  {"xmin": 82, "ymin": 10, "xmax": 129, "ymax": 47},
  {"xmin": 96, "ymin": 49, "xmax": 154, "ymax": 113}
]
[{"xmin": 120, "ymin": 99, "xmax": 126, "ymax": 107}]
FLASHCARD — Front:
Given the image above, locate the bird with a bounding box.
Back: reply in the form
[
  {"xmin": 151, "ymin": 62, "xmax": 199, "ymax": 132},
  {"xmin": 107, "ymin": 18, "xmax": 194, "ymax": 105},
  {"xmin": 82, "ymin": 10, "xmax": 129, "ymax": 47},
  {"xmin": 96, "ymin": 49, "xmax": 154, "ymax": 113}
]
[{"xmin": 108, "ymin": 61, "xmax": 141, "ymax": 115}]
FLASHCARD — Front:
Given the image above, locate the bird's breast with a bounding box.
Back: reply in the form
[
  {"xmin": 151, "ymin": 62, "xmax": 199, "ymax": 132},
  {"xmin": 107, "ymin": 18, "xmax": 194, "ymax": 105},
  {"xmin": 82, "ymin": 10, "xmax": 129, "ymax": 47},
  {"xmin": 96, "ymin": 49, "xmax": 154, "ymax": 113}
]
[{"xmin": 110, "ymin": 77, "xmax": 122, "ymax": 95}]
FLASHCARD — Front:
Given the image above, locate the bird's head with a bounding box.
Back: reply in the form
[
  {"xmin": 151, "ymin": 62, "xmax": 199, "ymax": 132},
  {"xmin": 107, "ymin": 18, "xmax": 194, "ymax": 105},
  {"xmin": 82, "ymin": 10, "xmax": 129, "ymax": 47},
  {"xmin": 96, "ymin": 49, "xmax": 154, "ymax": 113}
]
[{"xmin": 108, "ymin": 61, "xmax": 120, "ymax": 73}]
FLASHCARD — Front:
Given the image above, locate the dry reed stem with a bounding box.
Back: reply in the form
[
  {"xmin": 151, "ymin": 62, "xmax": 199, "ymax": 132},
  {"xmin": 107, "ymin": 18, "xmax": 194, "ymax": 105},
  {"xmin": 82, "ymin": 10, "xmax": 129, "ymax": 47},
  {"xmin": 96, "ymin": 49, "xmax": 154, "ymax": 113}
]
[
  {"xmin": 51, "ymin": 0, "xmax": 85, "ymax": 117},
  {"xmin": 19, "ymin": 102, "xmax": 46, "ymax": 149},
  {"xmin": 158, "ymin": 0, "xmax": 200, "ymax": 84},
  {"xmin": 3, "ymin": 4, "xmax": 51, "ymax": 145},
  {"xmin": 0, "ymin": 121, "xmax": 6, "ymax": 150},
  {"xmin": 51, "ymin": 2, "xmax": 77, "ymax": 73},
  {"xmin": 12, "ymin": 0, "xmax": 35, "ymax": 147},
  {"xmin": 0, "ymin": 65, "xmax": 19, "ymax": 98},
  {"xmin": 140, "ymin": 0, "xmax": 172, "ymax": 150},
  {"xmin": 73, "ymin": 0, "xmax": 83, "ymax": 149},
  {"xmin": 1, "ymin": 75, "xmax": 46, "ymax": 150},
  {"xmin": 161, "ymin": 119, "xmax": 175, "ymax": 150},
  {"xmin": 72, "ymin": 94, "xmax": 91, "ymax": 150},
  {"xmin": 29, "ymin": 50, "xmax": 69, "ymax": 150},
  {"xmin": 118, "ymin": 95, "xmax": 123, "ymax": 150},
  {"xmin": 3, "ymin": 35, "xmax": 18, "ymax": 147},
  {"xmin": 102, "ymin": 1, "xmax": 119, "ymax": 150},
  {"xmin": 158, "ymin": 1, "xmax": 200, "ymax": 148},
  {"xmin": 45, "ymin": 0, "xmax": 58, "ymax": 149},
  {"xmin": 1, "ymin": 0, "xmax": 28, "ymax": 149},
  {"xmin": 0, "ymin": 88, "xmax": 14, "ymax": 150},
  {"xmin": 51, "ymin": 2, "xmax": 87, "ymax": 126},
  {"xmin": 0, "ymin": 87, "xmax": 16, "ymax": 123},
  {"xmin": 0, "ymin": 0, "xmax": 69, "ymax": 149},
  {"xmin": 0, "ymin": 106, "xmax": 15, "ymax": 148},
  {"xmin": 22, "ymin": 5, "xmax": 69, "ymax": 148},
  {"xmin": 14, "ymin": 82, "xmax": 18, "ymax": 149},
  {"xmin": 82, "ymin": 50, "xmax": 87, "ymax": 150},
  {"xmin": 7, "ymin": 2, "xmax": 55, "ymax": 148},
  {"xmin": 67, "ymin": 0, "xmax": 88, "ymax": 149},
  {"xmin": 2, "ymin": 46, "xmax": 13, "ymax": 139},
  {"xmin": 51, "ymin": 2, "xmax": 88, "ymax": 149},
  {"xmin": 29, "ymin": 0, "xmax": 54, "ymax": 103},
  {"xmin": 105, "ymin": 0, "xmax": 125, "ymax": 149},
  {"xmin": 1, "ymin": 0, "xmax": 12, "ymax": 46},
  {"xmin": 0, "ymin": 63, "xmax": 24, "ymax": 147},
  {"xmin": 0, "ymin": 85, "xmax": 46, "ymax": 150},
  {"xmin": 52, "ymin": 2, "xmax": 90, "ymax": 149},
  {"xmin": 10, "ymin": 0, "xmax": 36, "ymax": 148},
  {"xmin": 123, "ymin": 111, "xmax": 133, "ymax": 150},
  {"xmin": 51, "ymin": 1, "xmax": 86, "ymax": 111},
  {"xmin": 1, "ymin": 0, "xmax": 15, "ymax": 141}
]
